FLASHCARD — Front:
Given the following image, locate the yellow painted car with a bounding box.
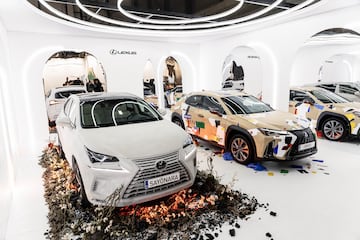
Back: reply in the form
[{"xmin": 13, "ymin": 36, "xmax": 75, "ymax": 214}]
[
  {"xmin": 289, "ymin": 86, "xmax": 360, "ymax": 141},
  {"xmin": 171, "ymin": 90, "xmax": 317, "ymax": 164}
]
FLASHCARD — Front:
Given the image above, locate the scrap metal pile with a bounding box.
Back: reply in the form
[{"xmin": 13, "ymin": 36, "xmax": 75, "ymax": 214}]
[{"xmin": 39, "ymin": 144, "xmax": 267, "ymax": 240}]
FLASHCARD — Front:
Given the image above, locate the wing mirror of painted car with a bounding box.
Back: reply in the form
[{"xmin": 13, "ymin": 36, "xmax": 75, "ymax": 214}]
[
  {"xmin": 354, "ymin": 91, "xmax": 360, "ymax": 96},
  {"xmin": 303, "ymin": 97, "xmax": 315, "ymax": 105},
  {"xmin": 157, "ymin": 108, "xmax": 167, "ymax": 116},
  {"xmin": 209, "ymin": 107, "xmax": 223, "ymax": 117}
]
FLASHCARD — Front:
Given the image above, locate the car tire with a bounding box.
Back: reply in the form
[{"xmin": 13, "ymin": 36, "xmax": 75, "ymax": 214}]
[
  {"xmin": 72, "ymin": 159, "xmax": 91, "ymax": 208},
  {"xmin": 172, "ymin": 117, "xmax": 184, "ymax": 129},
  {"xmin": 321, "ymin": 117, "xmax": 347, "ymax": 141},
  {"xmin": 229, "ymin": 134, "xmax": 253, "ymax": 164}
]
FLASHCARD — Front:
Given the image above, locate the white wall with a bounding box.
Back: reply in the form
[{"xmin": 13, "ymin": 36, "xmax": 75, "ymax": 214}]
[
  {"xmin": 199, "ymin": 3, "xmax": 360, "ymax": 110},
  {"xmin": 0, "ymin": 20, "xmax": 14, "ymax": 240}
]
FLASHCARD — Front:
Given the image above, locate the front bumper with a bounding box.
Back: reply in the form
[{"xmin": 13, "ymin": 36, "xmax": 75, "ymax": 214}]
[
  {"xmin": 261, "ymin": 128, "xmax": 317, "ymax": 161},
  {"xmin": 83, "ymin": 148, "xmax": 197, "ymax": 207}
]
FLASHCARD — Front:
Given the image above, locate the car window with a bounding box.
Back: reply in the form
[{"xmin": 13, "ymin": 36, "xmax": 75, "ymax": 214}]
[
  {"xmin": 222, "ymin": 95, "xmax": 273, "ymax": 114},
  {"xmin": 80, "ymin": 98, "xmax": 162, "ymax": 128},
  {"xmin": 289, "ymin": 90, "xmax": 309, "ymax": 102},
  {"xmin": 339, "ymin": 84, "xmax": 358, "ymax": 94},
  {"xmin": 185, "ymin": 95, "xmax": 202, "ymax": 108},
  {"xmin": 55, "ymin": 90, "xmax": 86, "ymax": 99},
  {"xmin": 203, "ymin": 96, "xmax": 226, "ymax": 114},
  {"xmin": 317, "ymin": 84, "xmax": 336, "ymax": 92},
  {"xmin": 310, "ymin": 89, "xmax": 349, "ymax": 104}
]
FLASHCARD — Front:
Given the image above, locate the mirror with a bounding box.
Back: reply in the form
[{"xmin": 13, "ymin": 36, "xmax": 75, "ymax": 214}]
[
  {"xmin": 209, "ymin": 107, "xmax": 222, "ymax": 117},
  {"xmin": 303, "ymin": 97, "xmax": 315, "ymax": 105}
]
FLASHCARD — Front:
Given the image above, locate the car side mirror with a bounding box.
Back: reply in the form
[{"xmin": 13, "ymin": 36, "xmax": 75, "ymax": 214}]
[
  {"xmin": 354, "ymin": 91, "xmax": 360, "ymax": 96},
  {"xmin": 209, "ymin": 107, "xmax": 223, "ymax": 117},
  {"xmin": 303, "ymin": 97, "xmax": 315, "ymax": 105}
]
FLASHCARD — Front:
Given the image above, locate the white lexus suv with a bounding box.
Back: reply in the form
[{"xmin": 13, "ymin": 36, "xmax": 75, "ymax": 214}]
[{"xmin": 56, "ymin": 92, "xmax": 197, "ymax": 207}]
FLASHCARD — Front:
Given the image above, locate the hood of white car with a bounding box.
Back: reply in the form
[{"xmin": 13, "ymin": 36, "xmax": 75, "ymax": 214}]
[{"xmin": 79, "ymin": 119, "xmax": 188, "ymax": 159}]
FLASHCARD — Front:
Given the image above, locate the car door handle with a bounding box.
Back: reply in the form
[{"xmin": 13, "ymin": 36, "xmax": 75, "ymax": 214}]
[{"xmin": 198, "ymin": 114, "xmax": 204, "ymax": 118}]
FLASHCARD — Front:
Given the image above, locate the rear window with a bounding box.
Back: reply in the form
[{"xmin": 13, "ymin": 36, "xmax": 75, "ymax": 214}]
[{"xmin": 55, "ymin": 90, "xmax": 86, "ymax": 99}]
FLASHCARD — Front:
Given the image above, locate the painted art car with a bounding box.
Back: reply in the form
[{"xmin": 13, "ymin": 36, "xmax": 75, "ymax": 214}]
[
  {"xmin": 289, "ymin": 86, "xmax": 360, "ymax": 141},
  {"xmin": 171, "ymin": 90, "xmax": 317, "ymax": 164},
  {"xmin": 56, "ymin": 92, "xmax": 197, "ymax": 207},
  {"xmin": 45, "ymin": 85, "xmax": 87, "ymax": 126}
]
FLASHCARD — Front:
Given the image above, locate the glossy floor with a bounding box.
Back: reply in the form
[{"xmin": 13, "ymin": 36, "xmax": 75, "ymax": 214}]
[{"xmin": 5, "ymin": 137, "xmax": 360, "ymax": 240}]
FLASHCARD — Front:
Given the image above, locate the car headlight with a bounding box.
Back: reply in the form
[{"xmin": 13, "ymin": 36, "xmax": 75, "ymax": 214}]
[
  {"xmin": 183, "ymin": 135, "xmax": 195, "ymax": 157},
  {"xmin": 86, "ymin": 148, "xmax": 119, "ymax": 163},
  {"xmin": 353, "ymin": 111, "xmax": 360, "ymax": 118},
  {"xmin": 259, "ymin": 128, "xmax": 289, "ymax": 136}
]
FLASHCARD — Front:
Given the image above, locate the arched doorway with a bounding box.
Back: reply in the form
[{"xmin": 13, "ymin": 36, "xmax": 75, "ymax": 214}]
[
  {"xmin": 291, "ymin": 28, "xmax": 360, "ymax": 87},
  {"xmin": 42, "ymin": 51, "xmax": 107, "ymax": 129},
  {"xmin": 163, "ymin": 56, "xmax": 183, "ymax": 108},
  {"xmin": 222, "ymin": 46, "xmax": 262, "ymax": 98},
  {"xmin": 143, "ymin": 59, "xmax": 158, "ymax": 108}
]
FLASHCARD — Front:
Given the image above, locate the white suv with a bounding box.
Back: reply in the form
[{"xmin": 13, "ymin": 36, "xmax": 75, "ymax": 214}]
[
  {"xmin": 45, "ymin": 86, "xmax": 86, "ymax": 126},
  {"xmin": 56, "ymin": 92, "xmax": 197, "ymax": 207}
]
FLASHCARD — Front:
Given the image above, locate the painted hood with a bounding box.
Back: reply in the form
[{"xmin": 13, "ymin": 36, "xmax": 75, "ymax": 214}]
[
  {"xmin": 238, "ymin": 110, "xmax": 311, "ymax": 131},
  {"xmin": 79, "ymin": 119, "xmax": 189, "ymax": 159}
]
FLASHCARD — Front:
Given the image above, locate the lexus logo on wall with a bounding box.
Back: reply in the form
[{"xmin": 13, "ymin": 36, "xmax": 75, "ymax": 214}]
[
  {"xmin": 109, "ymin": 49, "xmax": 137, "ymax": 55},
  {"xmin": 156, "ymin": 160, "xmax": 167, "ymax": 170}
]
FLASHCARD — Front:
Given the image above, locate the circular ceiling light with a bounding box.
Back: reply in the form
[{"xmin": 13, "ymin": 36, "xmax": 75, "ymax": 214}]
[{"xmin": 27, "ymin": 0, "xmax": 323, "ymax": 32}]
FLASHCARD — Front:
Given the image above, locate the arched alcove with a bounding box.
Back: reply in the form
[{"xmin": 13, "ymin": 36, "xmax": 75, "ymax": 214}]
[
  {"xmin": 43, "ymin": 50, "xmax": 107, "ymax": 129},
  {"xmin": 291, "ymin": 28, "xmax": 360, "ymax": 87},
  {"xmin": 143, "ymin": 59, "xmax": 158, "ymax": 108},
  {"xmin": 222, "ymin": 46, "xmax": 262, "ymax": 97}
]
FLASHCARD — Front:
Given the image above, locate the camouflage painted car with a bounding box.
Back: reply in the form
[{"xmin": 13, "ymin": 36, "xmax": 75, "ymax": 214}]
[
  {"xmin": 289, "ymin": 86, "xmax": 360, "ymax": 141},
  {"xmin": 171, "ymin": 90, "xmax": 317, "ymax": 164}
]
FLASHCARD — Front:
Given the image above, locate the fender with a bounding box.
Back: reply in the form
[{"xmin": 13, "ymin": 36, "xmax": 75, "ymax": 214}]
[
  {"xmin": 225, "ymin": 125, "xmax": 257, "ymax": 156},
  {"xmin": 316, "ymin": 111, "xmax": 350, "ymax": 131}
]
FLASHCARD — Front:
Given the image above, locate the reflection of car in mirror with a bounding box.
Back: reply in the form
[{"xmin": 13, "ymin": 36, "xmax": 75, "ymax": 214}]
[
  {"xmin": 45, "ymin": 86, "xmax": 86, "ymax": 126},
  {"xmin": 165, "ymin": 85, "xmax": 183, "ymax": 107},
  {"xmin": 56, "ymin": 92, "xmax": 197, "ymax": 207},
  {"xmin": 289, "ymin": 86, "xmax": 360, "ymax": 141},
  {"xmin": 143, "ymin": 86, "xmax": 158, "ymax": 108},
  {"xmin": 171, "ymin": 90, "xmax": 317, "ymax": 164}
]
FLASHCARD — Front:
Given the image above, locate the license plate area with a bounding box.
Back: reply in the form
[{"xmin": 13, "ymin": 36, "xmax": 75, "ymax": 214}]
[
  {"xmin": 145, "ymin": 172, "xmax": 180, "ymax": 189},
  {"xmin": 298, "ymin": 141, "xmax": 315, "ymax": 151}
]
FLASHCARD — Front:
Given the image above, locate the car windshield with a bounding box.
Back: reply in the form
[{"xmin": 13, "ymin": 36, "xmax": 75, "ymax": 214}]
[
  {"xmin": 80, "ymin": 98, "xmax": 162, "ymax": 128},
  {"xmin": 310, "ymin": 89, "xmax": 349, "ymax": 104},
  {"xmin": 55, "ymin": 90, "xmax": 86, "ymax": 99},
  {"xmin": 222, "ymin": 95, "xmax": 273, "ymax": 114}
]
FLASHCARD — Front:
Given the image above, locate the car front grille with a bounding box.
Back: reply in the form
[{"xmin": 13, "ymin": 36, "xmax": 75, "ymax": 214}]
[
  {"xmin": 123, "ymin": 151, "xmax": 190, "ymax": 199},
  {"xmin": 289, "ymin": 128, "xmax": 316, "ymax": 156}
]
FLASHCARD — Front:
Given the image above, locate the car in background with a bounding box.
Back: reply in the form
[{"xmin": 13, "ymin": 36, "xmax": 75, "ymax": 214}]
[
  {"xmin": 45, "ymin": 86, "xmax": 86, "ymax": 126},
  {"xmin": 143, "ymin": 86, "xmax": 158, "ymax": 108},
  {"xmin": 289, "ymin": 86, "xmax": 360, "ymax": 141},
  {"xmin": 56, "ymin": 92, "xmax": 197, "ymax": 207},
  {"xmin": 165, "ymin": 85, "xmax": 183, "ymax": 107},
  {"xmin": 313, "ymin": 82, "xmax": 360, "ymax": 102},
  {"xmin": 171, "ymin": 90, "xmax": 317, "ymax": 164}
]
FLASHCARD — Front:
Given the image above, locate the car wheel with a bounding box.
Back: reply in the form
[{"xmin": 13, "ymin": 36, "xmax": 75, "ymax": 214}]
[
  {"xmin": 322, "ymin": 117, "xmax": 347, "ymax": 141},
  {"xmin": 172, "ymin": 117, "xmax": 184, "ymax": 129},
  {"xmin": 229, "ymin": 134, "xmax": 253, "ymax": 164},
  {"xmin": 72, "ymin": 159, "xmax": 91, "ymax": 208}
]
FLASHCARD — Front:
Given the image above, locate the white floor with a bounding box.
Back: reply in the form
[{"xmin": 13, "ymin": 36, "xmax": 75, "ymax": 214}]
[{"xmin": 4, "ymin": 138, "xmax": 360, "ymax": 240}]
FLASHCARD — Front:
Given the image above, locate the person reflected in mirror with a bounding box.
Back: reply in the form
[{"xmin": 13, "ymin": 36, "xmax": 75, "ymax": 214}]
[{"xmin": 86, "ymin": 80, "xmax": 95, "ymax": 92}]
